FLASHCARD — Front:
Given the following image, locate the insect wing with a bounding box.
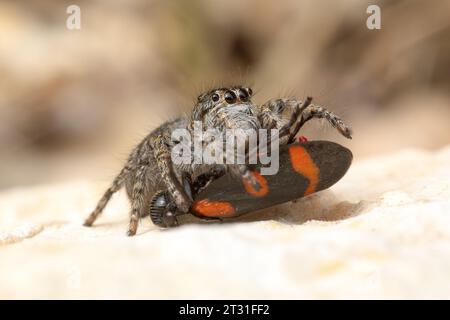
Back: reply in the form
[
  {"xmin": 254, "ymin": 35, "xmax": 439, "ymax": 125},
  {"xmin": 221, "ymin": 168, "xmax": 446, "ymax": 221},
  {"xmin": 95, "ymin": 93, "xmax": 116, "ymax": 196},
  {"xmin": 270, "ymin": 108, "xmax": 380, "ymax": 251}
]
[{"xmin": 190, "ymin": 141, "xmax": 353, "ymax": 218}]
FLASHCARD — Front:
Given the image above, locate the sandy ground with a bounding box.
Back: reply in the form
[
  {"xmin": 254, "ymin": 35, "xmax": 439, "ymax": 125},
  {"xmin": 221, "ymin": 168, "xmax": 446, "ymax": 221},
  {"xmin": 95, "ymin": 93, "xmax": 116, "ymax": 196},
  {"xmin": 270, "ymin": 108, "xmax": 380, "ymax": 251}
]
[{"xmin": 1, "ymin": 145, "xmax": 450, "ymax": 299}]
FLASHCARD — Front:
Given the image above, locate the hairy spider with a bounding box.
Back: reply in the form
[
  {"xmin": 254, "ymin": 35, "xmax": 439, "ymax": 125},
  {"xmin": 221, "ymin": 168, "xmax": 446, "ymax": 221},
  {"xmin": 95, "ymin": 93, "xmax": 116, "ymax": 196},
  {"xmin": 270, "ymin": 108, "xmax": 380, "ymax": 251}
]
[{"xmin": 83, "ymin": 86, "xmax": 352, "ymax": 236}]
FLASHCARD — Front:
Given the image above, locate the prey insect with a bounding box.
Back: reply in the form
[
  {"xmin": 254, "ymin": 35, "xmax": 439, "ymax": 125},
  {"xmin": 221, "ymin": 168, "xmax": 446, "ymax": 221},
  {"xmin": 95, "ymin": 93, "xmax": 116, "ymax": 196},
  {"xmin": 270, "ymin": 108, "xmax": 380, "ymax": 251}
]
[
  {"xmin": 150, "ymin": 139, "xmax": 352, "ymax": 227},
  {"xmin": 83, "ymin": 86, "xmax": 352, "ymax": 235}
]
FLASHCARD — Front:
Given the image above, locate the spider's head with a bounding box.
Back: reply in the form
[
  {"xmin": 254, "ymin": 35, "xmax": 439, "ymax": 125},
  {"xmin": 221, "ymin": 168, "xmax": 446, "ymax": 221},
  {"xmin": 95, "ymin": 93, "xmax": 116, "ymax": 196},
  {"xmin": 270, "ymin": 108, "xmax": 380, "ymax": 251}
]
[
  {"xmin": 192, "ymin": 86, "xmax": 258, "ymax": 131},
  {"xmin": 196, "ymin": 86, "xmax": 253, "ymax": 107}
]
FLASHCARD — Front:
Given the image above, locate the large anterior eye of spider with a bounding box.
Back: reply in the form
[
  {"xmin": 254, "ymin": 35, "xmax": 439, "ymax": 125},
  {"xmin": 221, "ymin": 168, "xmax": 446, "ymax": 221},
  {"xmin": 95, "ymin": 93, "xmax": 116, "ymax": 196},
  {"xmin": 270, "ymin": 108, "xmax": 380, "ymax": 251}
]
[
  {"xmin": 211, "ymin": 93, "xmax": 220, "ymax": 102},
  {"xmin": 224, "ymin": 91, "xmax": 237, "ymax": 104},
  {"xmin": 238, "ymin": 89, "xmax": 249, "ymax": 102}
]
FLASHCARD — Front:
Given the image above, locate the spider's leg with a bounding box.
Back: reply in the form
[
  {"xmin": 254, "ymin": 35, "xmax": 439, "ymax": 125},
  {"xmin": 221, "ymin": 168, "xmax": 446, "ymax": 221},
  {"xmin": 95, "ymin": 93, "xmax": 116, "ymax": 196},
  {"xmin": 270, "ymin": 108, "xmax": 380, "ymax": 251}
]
[
  {"xmin": 279, "ymin": 97, "xmax": 312, "ymax": 139},
  {"xmin": 84, "ymin": 165, "xmax": 130, "ymax": 227},
  {"xmin": 260, "ymin": 97, "xmax": 312, "ymax": 148},
  {"xmin": 126, "ymin": 164, "xmax": 148, "ymax": 236},
  {"xmin": 150, "ymin": 135, "xmax": 192, "ymax": 214},
  {"xmin": 290, "ymin": 103, "xmax": 353, "ymax": 142}
]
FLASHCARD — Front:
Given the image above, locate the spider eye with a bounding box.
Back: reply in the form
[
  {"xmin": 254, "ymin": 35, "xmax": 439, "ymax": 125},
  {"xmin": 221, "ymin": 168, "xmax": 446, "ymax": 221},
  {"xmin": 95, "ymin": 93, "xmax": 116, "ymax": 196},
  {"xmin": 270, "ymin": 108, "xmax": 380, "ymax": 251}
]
[
  {"xmin": 224, "ymin": 91, "xmax": 237, "ymax": 104},
  {"xmin": 211, "ymin": 93, "xmax": 220, "ymax": 102},
  {"xmin": 247, "ymin": 88, "xmax": 253, "ymax": 96},
  {"xmin": 238, "ymin": 89, "xmax": 249, "ymax": 102}
]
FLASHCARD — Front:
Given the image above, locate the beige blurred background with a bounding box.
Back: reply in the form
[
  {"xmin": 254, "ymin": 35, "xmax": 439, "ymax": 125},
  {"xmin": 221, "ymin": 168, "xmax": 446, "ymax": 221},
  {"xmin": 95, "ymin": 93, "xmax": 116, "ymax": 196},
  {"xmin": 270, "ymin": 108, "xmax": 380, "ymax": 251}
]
[{"xmin": 0, "ymin": 0, "xmax": 449, "ymax": 190}]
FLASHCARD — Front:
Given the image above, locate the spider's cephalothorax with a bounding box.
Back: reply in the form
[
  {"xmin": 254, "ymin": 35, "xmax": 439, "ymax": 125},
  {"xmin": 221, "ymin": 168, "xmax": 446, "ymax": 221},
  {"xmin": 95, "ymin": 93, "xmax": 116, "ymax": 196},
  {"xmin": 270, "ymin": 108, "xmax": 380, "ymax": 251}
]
[
  {"xmin": 192, "ymin": 86, "xmax": 259, "ymax": 132},
  {"xmin": 83, "ymin": 86, "xmax": 352, "ymax": 236}
]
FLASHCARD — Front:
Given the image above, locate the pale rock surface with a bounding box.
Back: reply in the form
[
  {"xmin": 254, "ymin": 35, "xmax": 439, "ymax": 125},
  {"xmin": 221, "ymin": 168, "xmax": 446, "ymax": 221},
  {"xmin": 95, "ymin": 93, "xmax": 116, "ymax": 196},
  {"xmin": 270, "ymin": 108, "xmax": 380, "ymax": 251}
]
[{"xmin": 1, "ymin": 146, "xmax": 450, "ymax": 299}]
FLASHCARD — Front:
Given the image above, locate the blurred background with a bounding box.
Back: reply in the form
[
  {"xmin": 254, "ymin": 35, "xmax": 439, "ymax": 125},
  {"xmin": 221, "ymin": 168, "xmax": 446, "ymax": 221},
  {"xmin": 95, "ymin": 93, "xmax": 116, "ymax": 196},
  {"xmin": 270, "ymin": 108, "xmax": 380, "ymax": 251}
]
[{"xmin": 0, "ymin": 0, "xmax": 449, "ymax": 190}]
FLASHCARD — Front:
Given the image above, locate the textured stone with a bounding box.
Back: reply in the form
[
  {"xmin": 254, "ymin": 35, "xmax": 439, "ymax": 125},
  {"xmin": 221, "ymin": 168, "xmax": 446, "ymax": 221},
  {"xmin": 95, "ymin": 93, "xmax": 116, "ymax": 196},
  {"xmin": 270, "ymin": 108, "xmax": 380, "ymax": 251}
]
[{"xmin": 1, "ymin": 146, "xmax": 450, "ymax": 299}]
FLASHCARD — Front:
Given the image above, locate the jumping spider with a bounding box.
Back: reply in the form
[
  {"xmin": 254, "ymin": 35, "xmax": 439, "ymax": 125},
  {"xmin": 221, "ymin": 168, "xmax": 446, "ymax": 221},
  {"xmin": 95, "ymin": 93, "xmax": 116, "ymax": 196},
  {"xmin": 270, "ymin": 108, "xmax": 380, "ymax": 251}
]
[{"xmin": 83, "ymin": 86, "xmax": 352, "ymax": 236}]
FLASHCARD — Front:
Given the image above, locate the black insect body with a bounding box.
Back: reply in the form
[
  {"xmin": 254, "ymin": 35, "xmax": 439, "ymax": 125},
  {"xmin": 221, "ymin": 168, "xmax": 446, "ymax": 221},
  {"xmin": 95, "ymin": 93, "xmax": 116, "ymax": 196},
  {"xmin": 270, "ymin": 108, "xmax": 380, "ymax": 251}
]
[{"xmin": 149, "ymin": 140, "xmax": 353, "ymax": 227}]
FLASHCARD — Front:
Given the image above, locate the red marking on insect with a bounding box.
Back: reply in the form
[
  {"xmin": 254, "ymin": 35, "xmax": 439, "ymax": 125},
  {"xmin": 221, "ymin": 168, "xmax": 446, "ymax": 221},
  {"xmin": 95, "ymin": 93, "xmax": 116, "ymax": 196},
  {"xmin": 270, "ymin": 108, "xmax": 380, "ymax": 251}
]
[
  {"xmin": 191, "ymin": 199, "xmax": 236, "ymax": 218},
  {"xmin": 298, "ymin": 136, "xmax": 308, "ymax": 143},
  {"xmin": 288, "ymin": 145, "xmax": 319, "ymax": 196},
  {"xmin": 242, "ymin": 171, "xmax": 269, "ymax": 197}
]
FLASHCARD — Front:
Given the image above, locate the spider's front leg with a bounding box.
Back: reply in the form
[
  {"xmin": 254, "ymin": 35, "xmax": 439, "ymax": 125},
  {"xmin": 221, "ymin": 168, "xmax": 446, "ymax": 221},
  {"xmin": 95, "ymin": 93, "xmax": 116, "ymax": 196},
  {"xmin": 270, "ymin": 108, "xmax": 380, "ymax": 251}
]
[
  {"xmin": 257, "ymin": 97, "xmax": 311, "ymax": 145},
  {"xmin": 258, "ymin": 97, "xmax": 352, "ymax": 144},
  {"xmin": 295, "ymin": 101, "xmax": 352, "ymax": 141},
  {"xmin": 132, "ymin": 135, "xmax": 192, "ymax": 233},
  {"xmin": 150, "ymin": 135, "xmax": 192, "ymax": 213}
]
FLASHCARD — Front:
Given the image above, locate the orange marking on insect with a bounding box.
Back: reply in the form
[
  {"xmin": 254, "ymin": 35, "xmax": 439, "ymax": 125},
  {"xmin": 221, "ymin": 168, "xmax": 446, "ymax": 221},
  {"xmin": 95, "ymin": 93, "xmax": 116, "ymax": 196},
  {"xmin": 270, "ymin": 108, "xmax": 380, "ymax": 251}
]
[
  {"xmin": 289, "ymin": 145, "xmax": 319, "ymax": 195},
  {"xmin": 191, "ymin": 199, "xmax": 236, "ymax": 218},
  {"xmin": 242, "ymin": 171, "xmax": 269, "ymax": 197}
]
